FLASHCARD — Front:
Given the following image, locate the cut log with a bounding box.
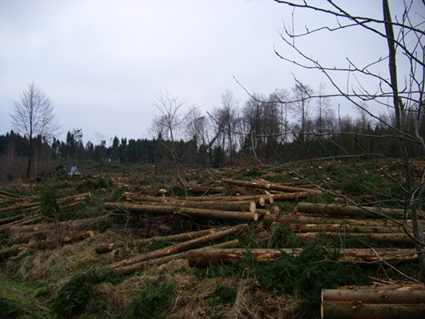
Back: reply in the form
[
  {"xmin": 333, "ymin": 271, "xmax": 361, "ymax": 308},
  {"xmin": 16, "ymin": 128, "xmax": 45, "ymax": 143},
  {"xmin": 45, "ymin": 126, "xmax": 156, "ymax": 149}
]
[
  {"xmin": 0, "ymin": 246, "xmax": 23, "ymax": 261},
  {"xmin": 282, "ymin": 223, "xmax": 406, "ymax": 234},
  {"xmin": 0, "ymin": 202, "xmax": 40, "ymax": 214},
  {"xmin": 0, "ymin": 190, "xmax": 22, "ymax": 198},
  {"xmin": 255, "ymin": 209, "xmax": 270, "ymax": 216},
  {"xmin": 172, "ymin": 185, "xmax": 224, "ymax": 194},
  {"xmin": 115, "ymin": 239, "xmax": 240, "ymax": 276},
  {"xmin": 270, "ymin": 192, "xmax": 309, "ymax": 201},
  {"xmin": 295, "ymin": 232, "xmax": 416, "ymax": 246},
  {"xmin": 321, "ymin": 301, "xmax": 425, "ymax": 319},
  {"xmin": 265, "ymin": 215, "xmax": 409, "ymax": 228},
  {"xmin": 185, "ymin": 248, "xmax": 417, "ymax": 267},
  {"xmin": 133, "ymin": 199, "xmax": 257, "ymax": 213},
  {"xmin": 1, "ymin": 231, "xmax": 48, "ymax": 247},
  {"xmin": 296, "ymin": 203, "xmax": 410, "ymax": 219},
  {"xmin": 123, "ymin": 192, "xmax": 269, "ymax": 206},
  {"xmin": 322, "ymin": 289, "xmax": 425, "ymax": 304},
  {"xmin": 109, "ymin": 224, "xmax": 248, "ymax": 269},
  {"xmin": 0, "ymin": 215, "xmax": 43, "ymax": 234},
  {"xmin": 186, "ymin": 248, "xmax": 299, "ymax": 267},
  {"xmin": 222, "ymin": 178, "xmax": 322, "ymax": 195},
  {"xmin": 10, "ymin": 216, "xmax": 107, "ymax": 234},
  {"xmin": 0, "ymin": 214, "xmax": 28, "ymax": 226},
  {"xmin": 105, "ymin": 202, "xmax": 259, "ymax": 221},
  {"xmin": 61, "ymin": 230, "xmax": 95, "ymax": 243},
  {"xmin": 95, "ymin": 227, "xmax": 235, "ymax": 254}
]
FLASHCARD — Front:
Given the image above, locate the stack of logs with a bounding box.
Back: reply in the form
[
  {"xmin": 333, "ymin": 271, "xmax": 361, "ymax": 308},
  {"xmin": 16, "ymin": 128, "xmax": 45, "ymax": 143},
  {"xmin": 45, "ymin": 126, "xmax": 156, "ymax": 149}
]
[
  {"xmin": 0, "ymin": 192, "xmax": 95, "ymax": 261},
  {"xmin": 98, "ymin": 178, "xmax": 423, "ymax": 273}
]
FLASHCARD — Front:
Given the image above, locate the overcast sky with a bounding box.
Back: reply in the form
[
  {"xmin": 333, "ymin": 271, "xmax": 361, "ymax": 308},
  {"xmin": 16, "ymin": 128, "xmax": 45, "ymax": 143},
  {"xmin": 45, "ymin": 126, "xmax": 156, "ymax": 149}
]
[{"xmin": 0, "ymin": 0, "xmax": 419, "ymax": 145}]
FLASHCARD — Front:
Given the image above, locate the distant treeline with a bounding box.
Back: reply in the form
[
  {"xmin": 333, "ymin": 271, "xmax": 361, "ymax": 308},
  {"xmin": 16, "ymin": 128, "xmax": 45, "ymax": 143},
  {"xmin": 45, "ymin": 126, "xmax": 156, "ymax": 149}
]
[{"xmin": 1, "ymin": 86, "xmax": 424, "ymax": 180}]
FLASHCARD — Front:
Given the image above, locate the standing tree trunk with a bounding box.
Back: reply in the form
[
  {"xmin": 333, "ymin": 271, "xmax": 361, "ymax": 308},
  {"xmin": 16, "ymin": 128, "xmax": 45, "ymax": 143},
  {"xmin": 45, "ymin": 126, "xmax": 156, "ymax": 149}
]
[{"xmin": 383, "ymin": 0, "xmax": 425, "ymax": 282}]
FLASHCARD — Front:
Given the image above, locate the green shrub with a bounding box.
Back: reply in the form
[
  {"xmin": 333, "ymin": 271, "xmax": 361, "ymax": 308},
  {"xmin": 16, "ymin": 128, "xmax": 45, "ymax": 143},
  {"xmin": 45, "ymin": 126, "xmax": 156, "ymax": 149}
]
[
  {"xmin": 246, "ymin": 237, "xmax": 370, "ymax": 316},
  {"xmin": 128, "ymin": 279, "xmax": 175, "ymax": 319},
  {"xmin": 53, "ymin": 268, "xmax": 123, "ymax": 317},
  {"xmin": 39, "ymin": 187, "xmax": 63, "ymax": 220}
]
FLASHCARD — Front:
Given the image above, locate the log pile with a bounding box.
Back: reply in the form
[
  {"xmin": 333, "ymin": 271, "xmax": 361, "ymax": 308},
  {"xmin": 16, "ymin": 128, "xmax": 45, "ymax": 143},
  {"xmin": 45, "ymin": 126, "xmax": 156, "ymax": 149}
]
[{"xmin": 0, "ymin": 192, "xmax": 96, "ymax": 260}]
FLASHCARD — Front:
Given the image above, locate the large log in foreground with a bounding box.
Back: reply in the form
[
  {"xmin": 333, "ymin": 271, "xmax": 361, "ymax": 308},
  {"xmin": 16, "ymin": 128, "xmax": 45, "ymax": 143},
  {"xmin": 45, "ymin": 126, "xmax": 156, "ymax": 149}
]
[
  {"xmin": 321, "ymin": 302, "xmax": 425, "ymax": 319},
  {"xmin": 322, "ymin": 289, "xmax": 425, "ymax": 304},
  {"xmin": 105, "ymin": 202, "xmax": 259, "ymax": 221}
]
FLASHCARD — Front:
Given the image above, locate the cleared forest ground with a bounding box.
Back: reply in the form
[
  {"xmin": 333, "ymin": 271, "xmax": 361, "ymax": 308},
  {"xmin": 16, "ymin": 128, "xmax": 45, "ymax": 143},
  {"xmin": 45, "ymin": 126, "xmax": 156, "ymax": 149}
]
[{"xmin": 0, "ymin": 159, "xmax": 424, "ymax": 319}]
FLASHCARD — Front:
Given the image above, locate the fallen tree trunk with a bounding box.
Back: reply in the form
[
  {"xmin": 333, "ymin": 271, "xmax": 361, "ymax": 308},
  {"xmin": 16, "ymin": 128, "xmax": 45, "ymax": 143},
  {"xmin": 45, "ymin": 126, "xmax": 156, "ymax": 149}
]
[
  {"xmin": 0, "ymin": 202, "xmax": 40, "ymax": 214},
  {"xmin": 222, "ymin": 178, "xmax": 322, "ymax": 195},
  {"xmin": 185, "ymin": 248, "xmax": 417, "ymax": 267},
  {"xmin": 172, "ymin": 185, "xmax": 224, "ymax": 194},
  {"xmin": 282, "ymin": 223, "xmax": 405, "ymax": 234},
  {"xmin": 0, "ymin": 192, "xmax": 91, "ymax": 214},
  {"xmin": 61, "ymin": 230, "xmax": 95, "ymax": 243},
  {"xmin": 95, "ymin": 226, "xmax": 235, "ymax": 254},
  {"xmin": 123, "ymin": 192, "xmax": 270, "ymax": 206},
  {"xmin": 322, "ymin": 289, "xmax": 425, "ymax": 304},
  {"xmin": 321, "ymin": 301, "xmax": 425, "ymax": 319},
  {"xmin": 115, "ymin": 239, "xmax": 240, "ymax": 276},
  {"xmin": 296, "ymin": 203, "xmax": 412, "ymax": 219},
  {"xmin": 10, "ymin": 216, "xmax": 107, "ymax": 234},
  {"xmin": 296, "ymin": 232, "xmax": 416, "ymax": 245},
  {"xmin": 133, "ymin": 199, "xmax": 257, "ymax": 213},
  {"xmin": 0, "ymin": 246, "xmax": 23, "ymax": 261},
  {"xmin": 265, "ymin": 214, "xmax": 410, "ymax": 228},
  {"xmin": 105, "ymin": 202, "xmax": 259, "ymax": 221},
  {"xmin": 270, "ymin": 192, "xmax": 309, "ymax": 201},
  {"xmin": 1, "ymin": 231, "xmax": 48, "ymax": 247},
  {"xmin": 109, "ymin": 224, "xmax": 248, "ymax": 269},
  {"xmin": 0, "ymin": 215, "xmax": 43, "ymax": 234},
  {"xmin": 0, "ymin": 189, "xmax": 22, "ymax": 199},
  {"xmin": 0, "ymin": 214, "xmax": 29, "ymax": 226}
]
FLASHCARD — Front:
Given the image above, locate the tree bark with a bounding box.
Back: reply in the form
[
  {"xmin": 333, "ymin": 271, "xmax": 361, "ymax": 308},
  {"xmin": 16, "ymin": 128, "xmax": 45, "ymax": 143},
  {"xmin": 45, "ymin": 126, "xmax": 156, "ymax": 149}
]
[
  {"xmin": 222, "ymin": 178, "xmax": 322, "ymax": 195},
  {"xmin": 109, "ymin": 224, "xmax": 248, "ymax": 269}
]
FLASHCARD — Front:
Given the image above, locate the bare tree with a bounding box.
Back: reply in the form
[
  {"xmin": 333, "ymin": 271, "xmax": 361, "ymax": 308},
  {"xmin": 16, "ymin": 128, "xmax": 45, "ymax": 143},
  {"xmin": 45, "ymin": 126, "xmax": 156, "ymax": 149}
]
[
  {"xmin": 274, "ymin": 0, "xmax": 425, "ymax": 282},
  {"xmin": 151, "ymin": 89, "xmax": 192, "ymax": 197},
  {"xmin": 291, "ymin": 81, "xmax": 314, "ymax": 143},
  {"xmin": 10, "ymin": 82, "xmax": 59, "ymax": 178}
]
